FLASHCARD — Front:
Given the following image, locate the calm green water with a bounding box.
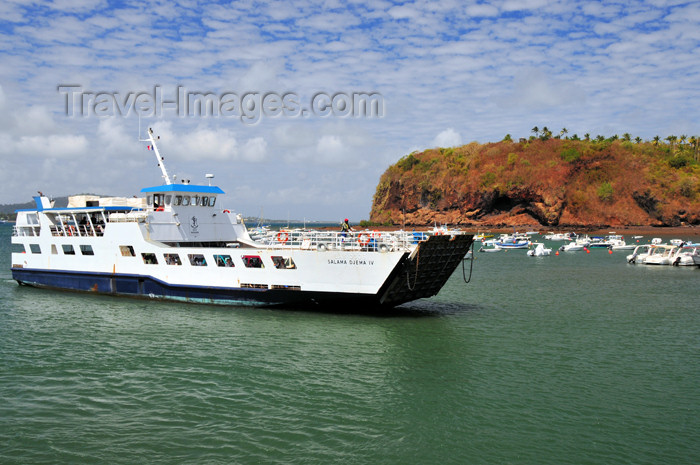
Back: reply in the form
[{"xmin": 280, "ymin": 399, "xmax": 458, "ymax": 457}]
[{"xmin": 1, "ymin": 223, "xmax": 699, "ymax": 464}]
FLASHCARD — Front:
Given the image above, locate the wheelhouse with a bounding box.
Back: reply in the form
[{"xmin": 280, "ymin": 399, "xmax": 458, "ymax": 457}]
[{"xmin": 141, "ymin": 184, "xmax": 225, "ymax": 212}]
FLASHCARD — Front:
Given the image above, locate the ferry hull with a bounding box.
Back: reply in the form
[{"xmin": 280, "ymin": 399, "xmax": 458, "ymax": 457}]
[
  {"xmin": 11, "ymin": 235, "xmax": 474, "ymax": 309},
  {"xmin": 11, "ymin": 267, "xmax": 383, "ymax": 307}
]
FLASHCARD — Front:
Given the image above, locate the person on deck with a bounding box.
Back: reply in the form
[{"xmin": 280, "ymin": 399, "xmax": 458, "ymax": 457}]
[{"xmin": 340, "ymin": 218, "xmax": 353, "ymax": 237}]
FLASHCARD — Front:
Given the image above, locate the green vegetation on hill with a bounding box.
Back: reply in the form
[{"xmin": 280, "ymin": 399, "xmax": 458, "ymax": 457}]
[{"xmin": 370, "ymin": 133, "xmax": 700, "ymax": 227}]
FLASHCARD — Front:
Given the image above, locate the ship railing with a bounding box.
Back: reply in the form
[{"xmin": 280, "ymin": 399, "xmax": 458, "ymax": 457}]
[
  {"xmin": 12, "ymin": 225, "xmax": 41, "ymax": 237},
  {"xmin": 108, "ymin": 212, "xmax": 149, "ymax": 223},
  {"xmin": 48, "ymin": 224, "xmax": 105, "ymax": 237},
  {"xmin": 256, "ymin": 230, "xmax": 433, "ymax": 252}
]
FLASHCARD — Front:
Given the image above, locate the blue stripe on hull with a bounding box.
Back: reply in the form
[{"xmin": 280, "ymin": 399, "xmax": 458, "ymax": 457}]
[{"xmin": 11, "ymin": 268, "xmax": 383, "ymax": 308}]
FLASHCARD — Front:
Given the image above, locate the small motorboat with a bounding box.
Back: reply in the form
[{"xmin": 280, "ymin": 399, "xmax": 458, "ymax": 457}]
[
  {"xmin": 626, "ymin": 244, "xmax": 652, "ymax": 264},
  {"xmin": 671, "ymin": 245, "xmax": 700, "ymax": 266},
  {"xmin": 559, "ymin": 236, "xmax": 590, "ymax": 252},
  {"xmin": 527, "ymin": 242, "xmax": 551, "ymax": 256},
  {"xmin": 643, "ymin": 244, "xmax": 678, "ymax": 265}
]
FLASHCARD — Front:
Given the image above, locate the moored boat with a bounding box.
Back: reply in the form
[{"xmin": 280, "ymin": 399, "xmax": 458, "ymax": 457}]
[
  {"xmin": 626, "ymin": 244, "xmax": 652, "ymax": 264},
  {"xmin": 527, "ymin": 242, "xmax": 551, "ymax": 256},
  {"xmin": 488, "ymin": 233, "xmax": 530, "ymax": 249},
  {"xmin": 543, "ymin": 232, "xmax": 576, "ymax": 241},
  {"xmin": 671, "ymin": 244, "xmax": 700, "ymax": 266},
  {"xmin": 642, "ymin": 244, "xmax": 678, "ymax": 265}
]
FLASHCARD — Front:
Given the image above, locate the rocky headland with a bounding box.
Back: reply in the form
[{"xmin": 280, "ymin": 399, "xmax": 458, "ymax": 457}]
[{"xmin": 370, "ymin": 138, "xmax": 699, "ymax": 228}]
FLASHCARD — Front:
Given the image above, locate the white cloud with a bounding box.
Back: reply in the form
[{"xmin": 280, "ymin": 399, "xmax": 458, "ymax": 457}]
[
  {"xmin": 501, "ymin": 0, "xmax": 549, "ymax": 12},
  {"xmin": 466, "ymin": 4, "xmax": 499, "ymax": 17},
  {"xmin": 432, "ymin": 128, "xmax": 463, "ymax": 148},
  {"xmin": 16, "ymin": 134, "xmax": 89, "ymax": 158},
  {"xmin": 139, "ymin": 122, "xmax": 270, "ymax": 165},
  {"xmin": 316, "ymin": 134, "xmax": 346, "ymax": 162},
  {"xmin": 242, "ymin": 137, "xmax": 268, "ymax": 162},
  {"xmin": 502, "ymin": 69, "xmax": 586, "ymax": 108}
]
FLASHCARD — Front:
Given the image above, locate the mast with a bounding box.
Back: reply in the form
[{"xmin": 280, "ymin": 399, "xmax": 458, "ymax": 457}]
[{"xmin": 141, "ymin": 127, "xmax": 172, "ymax": 185}]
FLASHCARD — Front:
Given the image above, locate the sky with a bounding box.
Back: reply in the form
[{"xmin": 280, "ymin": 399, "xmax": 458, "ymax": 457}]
[{"xmin": 0, "ymin": 0, "xmax": 699, "ymax": 221}]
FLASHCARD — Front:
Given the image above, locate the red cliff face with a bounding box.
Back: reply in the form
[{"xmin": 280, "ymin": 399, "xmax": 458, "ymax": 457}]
[{"xmin": 370, "ymin": 139, "xmax": 700, "ymax": 228}]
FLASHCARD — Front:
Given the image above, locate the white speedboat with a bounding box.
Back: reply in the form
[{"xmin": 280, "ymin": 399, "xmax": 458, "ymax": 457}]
[
  {"xmin": 543, "ymin": 232, "xmax": 576, "ymax": 241},
  {"xmin": 643, "ymin": 244, "xmax": 678, "ymax": 265},
  {"xmin": 559, "ymin": 236, "xmax": 590, "ymax": 252},
  {"xmin": 10, "ymin": 129, "xmax": 474, "ymax": 308},
  {"xmin": 492, "ymin": 233, "xmax": 530, "ymax": 249},
  {"xmin": 671, "ymin": 245, "xmax": 700, "ymax": 266},
  {"xmin": 607, "ymin": 234, "xmax": 636, "ymax": 250},
  {"xmin": 626, "ymin": 244, "xmax": 652, "ymax": 264},
  {"xmin": 527, "ymin": 242, "xmax": 551, "ymax": 256},
  {"xmin": 559, "ymin": 242, "xmax": 584, "ymax": 252},
  {"xmin": 479, "ymin": 244, "xmax": 502, "ymax": 253},
  {"xmin": 587, "ymin": 233, "xmax": 630, "ymax": 249}
]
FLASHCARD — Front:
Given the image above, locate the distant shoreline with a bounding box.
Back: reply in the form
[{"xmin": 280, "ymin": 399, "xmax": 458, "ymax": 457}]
[{"xmin": 335, "ymin": 224, "xmax": 700, "ymax": 237}]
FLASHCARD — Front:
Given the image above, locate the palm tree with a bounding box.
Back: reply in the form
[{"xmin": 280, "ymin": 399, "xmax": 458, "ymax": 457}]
[
  {"xmin": 689, "ymin": 136, "xmax": 699, "ymax": 161},
  {"xmin": 666, "ymin": 135, "xmax": 677, "ymax": 152},
  {"xmin": 634, "ymin": 136, "xmax": 642, "ymax": 144},
  {"xmin": 584, "ymin": 133, "xmax": 590, "ymax": 141},
  {"xmin": 531, "ymin": 126, "xmax": 539, "ymax": 138},
  {"xmin": 622, "ymin": 133, "xmax": 631, "ymax": 142},
  {"xmin": 653, "ymin": 136, "xmax": 660, "ymax": 146},
  {"xmin": 596, "ymin": 135, "xmax": 605, "ymax": 142},
  {"xmin": 560, "ymin": 128, "xmax": 568, "ymax": 139},
  {"xmin": 541, "ymin": 126, "xmax": 552, "ymax": 140}
]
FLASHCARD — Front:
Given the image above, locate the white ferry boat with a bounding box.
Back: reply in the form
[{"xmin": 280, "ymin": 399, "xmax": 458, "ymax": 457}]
[{"xmin": 11, "ymin": 129, "xmax": 474, "ymax": 308}]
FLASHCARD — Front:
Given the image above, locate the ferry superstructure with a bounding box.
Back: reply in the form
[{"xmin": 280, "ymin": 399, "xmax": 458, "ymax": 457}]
[{"xmin": 11, "ymin": 129, "xmax": 474, "ymax": 308}]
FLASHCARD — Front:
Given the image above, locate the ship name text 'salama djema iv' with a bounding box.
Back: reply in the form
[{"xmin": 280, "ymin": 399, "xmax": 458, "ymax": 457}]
[{"xmin": 11, "ymin": 128, "xmax": 474, "ymax": 309}]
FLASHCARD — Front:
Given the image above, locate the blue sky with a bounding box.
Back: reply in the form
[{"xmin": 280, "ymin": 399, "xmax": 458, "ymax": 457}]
[{"xmin": 1, "ymin": 0, "xmax": 699, "ymax": 220}]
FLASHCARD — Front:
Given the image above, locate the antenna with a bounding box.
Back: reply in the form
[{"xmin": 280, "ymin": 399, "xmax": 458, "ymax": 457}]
[
  {"xmin": 140, "ymin": 127, "xmax": 172, "ymax": 185},
  {"xmin": 205, "ymin": 174, "xmax": 214, "ymax": 186}
]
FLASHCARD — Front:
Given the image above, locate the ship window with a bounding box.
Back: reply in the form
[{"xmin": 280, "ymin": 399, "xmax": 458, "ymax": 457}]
[
  {"xmin": 182, "ymin": 196, "xmax": 190, "ymax": 206},
  {"xmin": 241, "ymin": 283, "xmax": 268, "ymax": 289},
  {"xmin": 119, "ymin": 245, "xmax": 135, "ymax": 257},
  {"xmin": 193, "ymin": 196, "xmax": 201, "ymax": 206},
  {"xmin": 147, "ymin": 195, "xmax": 153, "ymax": 206},
  {"xmin": 80, "ymin": 245, "xmax": 94, "ymax": 255},
  {"xmin": 62, "ymin": 244, "xmax": 75, "ymax": 255},
  {"xmin": 210, "ymin": 196, "xmax": 216, "ymax": 207},
  {"xmin": 174, "ymin": 195, "xmax": 182, "ymax": 206},
  {"xmin": 164, "ymin": 195, "xmax": 172, "ymax": 206},
  {"xmin": 201, "ymin": 196, "xmax": 209, "ymax": 207},
  {"xmin": 242, "ymin": 255, "xmax": 264, "ymax": 268},
  {"xmin": 188, "ymin": 254, "xmax": 207, "ymax": 266},
  {"xmin": 51, "ymin": 244, "xmax": 58, "ymax": 255},
  {"xmin": 214, "ymin": 254, "xmax": 234, "ymax": 267},
  {"xmin": 164, "ymin": 253, "xmax": 182, "ymax": 265},
  {"xmin": 142, "ymin": 253, "xmax": 158, "ymax": 265},
  {"xmin": 270, "ymin": 285, "xmax": 301, "ymax": 291},
  {"xmin": 272, "ymin": 256, "xmax": 296, "ymax": 269},
  {"xmin": 29, "ymin": 244, "xmax": 41, "ymax": 254}
]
